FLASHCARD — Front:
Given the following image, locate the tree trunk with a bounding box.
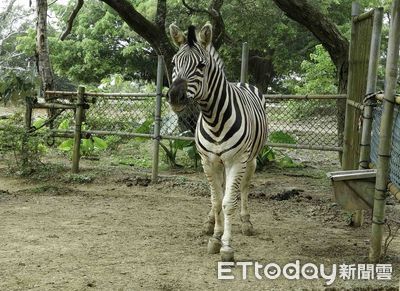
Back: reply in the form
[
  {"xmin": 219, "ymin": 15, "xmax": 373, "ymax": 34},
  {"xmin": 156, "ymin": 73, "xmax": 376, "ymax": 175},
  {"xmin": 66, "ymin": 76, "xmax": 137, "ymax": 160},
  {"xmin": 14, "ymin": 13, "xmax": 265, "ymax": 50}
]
[
  {"xmin": 36, "ymin": 0, "xmax": 54, "ymax": 98},
  {"xmin": 272, "ymin": 0, "xmax": 349, "ymax": 161},
  {"xmin": 100, "ymin": 0, "xmax": 175, "ymax": 84}
]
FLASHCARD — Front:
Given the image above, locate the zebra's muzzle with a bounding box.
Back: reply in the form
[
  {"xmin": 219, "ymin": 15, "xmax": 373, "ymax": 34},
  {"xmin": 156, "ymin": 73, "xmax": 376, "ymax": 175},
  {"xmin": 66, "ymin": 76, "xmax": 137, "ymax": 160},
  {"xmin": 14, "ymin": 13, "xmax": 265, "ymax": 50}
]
[{"xmin": 167, "ymin": 78, "xmax": 188, "ymax": 112}]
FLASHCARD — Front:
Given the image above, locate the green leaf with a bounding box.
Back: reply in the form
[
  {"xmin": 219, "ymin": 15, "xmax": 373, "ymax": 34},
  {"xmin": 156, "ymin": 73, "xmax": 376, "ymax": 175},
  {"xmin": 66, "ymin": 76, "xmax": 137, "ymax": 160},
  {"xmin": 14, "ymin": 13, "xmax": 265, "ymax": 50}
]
[
  {"xmin": 58, "ymin": 139, "xmax": 74, "ymax": 151},
  {"xmin": 92, "ymin": 136, "xmax": 108, "ymax": 150},
  {"xmin": 173, "ymin": 139, "xmax": 193, "ymax": 150},
  {"xmin": 136, "ymin": 119, "xmax": 152, "ymax": 134},
  {"xmin": 58, "ymin": 119, "xmax": 70, "ymax": 130},
  {"xmin": 81, "ymin": 138, "xmax": 94, "ymax": 154}
]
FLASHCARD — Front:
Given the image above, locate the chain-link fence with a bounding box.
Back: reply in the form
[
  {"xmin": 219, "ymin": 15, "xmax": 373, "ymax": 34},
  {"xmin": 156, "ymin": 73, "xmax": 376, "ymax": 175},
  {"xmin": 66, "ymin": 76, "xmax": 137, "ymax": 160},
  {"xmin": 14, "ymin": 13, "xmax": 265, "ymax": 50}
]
[
  {"xmin": 51, "ymin": 93, "xmax": 157, "ymax": 136},
  {"xmin": 49, "ymin": 92, "xmax": 344, "ymax": 149},
  {"xmin": 264, "ymin": 95, "xmax": 343, "ymax": 150},
  {"xmin": 370, "ymin": 102, "xmax": 400, "ymax": 189}
]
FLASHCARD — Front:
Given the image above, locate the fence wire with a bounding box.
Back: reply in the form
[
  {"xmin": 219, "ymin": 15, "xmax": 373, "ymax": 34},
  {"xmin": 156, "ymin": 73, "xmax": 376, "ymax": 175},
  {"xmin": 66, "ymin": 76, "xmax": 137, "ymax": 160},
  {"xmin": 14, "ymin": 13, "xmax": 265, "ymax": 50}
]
[
  {"xmin": 264, "ymin": 98, "xmax": 340, "ymax": 148},
  {"xmin": 51, "ymin": 93, "xmax": 342, "ymax": 150},
  {"xmin": 371, "ymin": 104, "xmax": 400, "ymax": 189}
]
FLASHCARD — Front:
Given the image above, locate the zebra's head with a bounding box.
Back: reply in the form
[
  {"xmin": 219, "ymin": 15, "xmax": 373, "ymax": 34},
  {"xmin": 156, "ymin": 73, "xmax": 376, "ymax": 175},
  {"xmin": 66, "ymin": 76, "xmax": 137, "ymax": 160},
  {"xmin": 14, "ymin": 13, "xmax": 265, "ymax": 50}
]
[{"xmin": 167, "ymin": 23, "xmax": 212, "ymax": 112}]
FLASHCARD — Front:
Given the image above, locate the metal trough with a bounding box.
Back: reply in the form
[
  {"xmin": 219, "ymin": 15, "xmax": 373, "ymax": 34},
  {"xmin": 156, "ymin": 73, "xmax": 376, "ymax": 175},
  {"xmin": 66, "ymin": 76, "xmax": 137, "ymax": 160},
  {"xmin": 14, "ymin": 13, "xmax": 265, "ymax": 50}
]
[{"xmin": 327, "ymin": 169, "xmax": 377, "ymax": 210}]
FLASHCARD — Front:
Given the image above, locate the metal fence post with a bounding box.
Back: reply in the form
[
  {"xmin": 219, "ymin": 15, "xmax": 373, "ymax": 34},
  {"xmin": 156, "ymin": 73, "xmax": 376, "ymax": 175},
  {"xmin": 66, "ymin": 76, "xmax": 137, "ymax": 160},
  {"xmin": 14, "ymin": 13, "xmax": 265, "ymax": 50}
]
[
  {"xmin": 369, "ymin": 0, "xmax": 400, "ymax": 263},
  {"xmin": 152, "ymin": 56, "xmax": 164, "ymax": 182},
  {"xmin": 72, "ymin": 85, "xmax": 85, "ymax": 173},
  {"xmin": 240, "ymin": 42, "xmax": 249, "ymax": 84}
]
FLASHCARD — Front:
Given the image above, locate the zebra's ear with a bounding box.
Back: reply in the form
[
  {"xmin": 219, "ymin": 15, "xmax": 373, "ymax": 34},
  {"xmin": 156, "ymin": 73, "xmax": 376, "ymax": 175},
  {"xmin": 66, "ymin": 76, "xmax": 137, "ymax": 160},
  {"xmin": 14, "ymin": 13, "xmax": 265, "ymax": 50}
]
[
  {"xmin": 169, "ymin": 23, "xmax": 186, "ymax": 47},
  {"xmin": 199, "ymin": 22, "xmax": 213, "ymax": 48}
]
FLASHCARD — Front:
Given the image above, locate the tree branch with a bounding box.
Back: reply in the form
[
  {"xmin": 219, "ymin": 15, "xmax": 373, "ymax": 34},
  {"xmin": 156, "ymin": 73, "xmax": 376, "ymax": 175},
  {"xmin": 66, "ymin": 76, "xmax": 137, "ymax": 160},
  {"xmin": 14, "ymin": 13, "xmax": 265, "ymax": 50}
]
[
  {"xmin": 272, "ymin": 0, "xmax": 348, "ymax": 70},
  {"xmin": 181, "ymin": 0, "xmax": 229, "ymax": 49},
  {"xmin": 155, "ymin": 0, "xmax": 166, "ymax": 30},
  {"xmin": 100, "ymin": 0, "xmax": 176, "ymax": 84},
  {"xmin": 101, "ymin": 0, "xmax": 160, "ymax": 51},
  {"xmin": 182, "ymin": 0, "xmax": 208, "ymax": 15},
  {"xmin": 0, "ymin": 0, "xmax": 17, "ymax": 22},
  {"xmin": 60, "ymin": 0, "xmax": 84, "ymax": 40},
  {"xmin": 208, "ymin": 0, "xmax": 226, "ymax": 49}
]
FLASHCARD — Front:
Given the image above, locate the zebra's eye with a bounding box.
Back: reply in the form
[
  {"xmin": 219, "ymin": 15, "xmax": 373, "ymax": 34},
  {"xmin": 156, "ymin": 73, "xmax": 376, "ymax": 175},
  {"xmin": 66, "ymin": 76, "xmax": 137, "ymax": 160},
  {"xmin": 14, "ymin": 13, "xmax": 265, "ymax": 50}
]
[
  {"xmin": 197, "ymin": 62, "xmax": 206, "ymax": 69},
  {"xmin": 171, "ymin": 60, "xmax": 175, "ymax": 66}
]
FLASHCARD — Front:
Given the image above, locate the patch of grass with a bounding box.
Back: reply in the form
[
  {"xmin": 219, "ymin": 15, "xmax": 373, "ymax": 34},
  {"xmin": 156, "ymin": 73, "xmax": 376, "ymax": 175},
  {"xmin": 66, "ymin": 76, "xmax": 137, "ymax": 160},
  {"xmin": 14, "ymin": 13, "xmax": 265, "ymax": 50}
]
[{"xmin": 64, "ymin": 173, "xmax": 94, "ymax": 184}]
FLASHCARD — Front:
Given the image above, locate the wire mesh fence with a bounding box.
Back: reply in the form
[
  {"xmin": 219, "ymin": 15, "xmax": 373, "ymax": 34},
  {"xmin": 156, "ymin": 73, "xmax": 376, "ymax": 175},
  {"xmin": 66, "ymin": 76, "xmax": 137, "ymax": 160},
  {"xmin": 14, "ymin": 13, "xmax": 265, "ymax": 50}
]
[
  {"xmin": 264, "ymin": 95, "xmax": 343, "ymax": 150},
  {"xmin": 51, "ymin": 93, "xmax": 157, "ymax": 136},
  {"xmin": 49, "ymin": 92, "xmax": 344, "ymax": 151},
  {"xmin": 370, "ymin": 103, "xmax": 400, "ymax": 189}
]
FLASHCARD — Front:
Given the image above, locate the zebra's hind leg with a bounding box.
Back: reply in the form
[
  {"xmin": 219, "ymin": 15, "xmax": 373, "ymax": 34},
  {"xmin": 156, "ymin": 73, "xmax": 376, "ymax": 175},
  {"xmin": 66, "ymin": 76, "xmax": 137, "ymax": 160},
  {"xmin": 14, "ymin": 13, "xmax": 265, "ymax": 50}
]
[
  {"xmin": 220, "ymin": 162, "xmax": 246, "ymax": 261},
  {"xmin": 240, "ymin": 158, "xmax": 256, "ymax": 236},
  {"xmin": 202, "ymin": 159, "xmax": 224, "ymax": 254},
  {"xmin": 203, "ymin": 209, "xmax": 215, "ymax": 235}
]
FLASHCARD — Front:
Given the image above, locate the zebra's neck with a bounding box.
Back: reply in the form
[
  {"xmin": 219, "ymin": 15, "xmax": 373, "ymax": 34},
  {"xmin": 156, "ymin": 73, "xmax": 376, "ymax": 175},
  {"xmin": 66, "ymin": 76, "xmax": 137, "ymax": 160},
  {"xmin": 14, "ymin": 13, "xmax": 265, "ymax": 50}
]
[{"xmin": 198, "ymin": 46, "xmax": 230, "ymax": 127}]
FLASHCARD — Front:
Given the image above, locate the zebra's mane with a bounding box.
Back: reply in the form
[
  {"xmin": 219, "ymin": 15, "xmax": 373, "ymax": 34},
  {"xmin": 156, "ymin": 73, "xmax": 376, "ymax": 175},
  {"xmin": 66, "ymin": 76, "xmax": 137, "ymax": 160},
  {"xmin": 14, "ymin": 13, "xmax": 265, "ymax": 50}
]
[
  {"xmin": 208, "ymin": 45, "xmax": 226, "ymax": 74},
  {"xmin": 187, "ymin": 25, "xmax": 197, "ymax": 47}
]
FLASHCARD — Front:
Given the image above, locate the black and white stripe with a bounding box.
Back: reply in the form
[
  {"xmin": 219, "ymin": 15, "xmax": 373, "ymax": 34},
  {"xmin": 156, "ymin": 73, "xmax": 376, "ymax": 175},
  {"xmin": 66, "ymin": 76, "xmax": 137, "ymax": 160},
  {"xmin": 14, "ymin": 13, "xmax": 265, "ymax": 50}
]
[{"xmin": 168, "ymin": 23, "xmax": 267, "ymax": 261}]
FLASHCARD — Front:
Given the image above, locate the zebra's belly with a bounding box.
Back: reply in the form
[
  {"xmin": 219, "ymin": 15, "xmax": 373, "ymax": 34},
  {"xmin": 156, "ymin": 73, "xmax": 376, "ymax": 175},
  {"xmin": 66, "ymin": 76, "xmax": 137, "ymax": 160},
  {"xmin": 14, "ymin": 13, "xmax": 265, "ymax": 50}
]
[{"xmin": 195, "ymin": 137, "xmax": 256, "ymax": 163}]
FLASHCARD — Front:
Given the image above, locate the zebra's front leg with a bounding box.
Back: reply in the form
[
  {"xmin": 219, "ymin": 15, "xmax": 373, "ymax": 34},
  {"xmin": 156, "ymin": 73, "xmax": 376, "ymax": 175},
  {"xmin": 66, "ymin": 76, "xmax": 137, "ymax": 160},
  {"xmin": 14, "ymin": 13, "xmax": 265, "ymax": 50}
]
[
  {"xmin": 220, "ymin": 162, "xmax": 246, "ymax": 261},
  {"xmin": 240, "ymin": 158, "xmax": 256, "ymax": 236},
  {"xmin": 202, "ymin": 160, "xmax": 224, "ymax": 254}
]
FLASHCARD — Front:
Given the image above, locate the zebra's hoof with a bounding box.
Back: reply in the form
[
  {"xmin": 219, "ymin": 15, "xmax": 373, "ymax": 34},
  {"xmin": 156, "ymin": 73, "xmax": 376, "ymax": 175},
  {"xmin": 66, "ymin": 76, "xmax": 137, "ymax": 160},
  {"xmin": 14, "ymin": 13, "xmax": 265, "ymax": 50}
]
[
  {"xmin": 241, "ymin": 222, "xmax": 254, "ymax": 236},
  {"xmin": 207, "ymin": 237, "xmax": 222, "ymax": 254},
  {"xmin": 220, "ymin": 246, "xmax": 234, "ymax": 262},
  {"xmin": 203, "ymin": 220, "xmax": 215, "ymax": 235}
]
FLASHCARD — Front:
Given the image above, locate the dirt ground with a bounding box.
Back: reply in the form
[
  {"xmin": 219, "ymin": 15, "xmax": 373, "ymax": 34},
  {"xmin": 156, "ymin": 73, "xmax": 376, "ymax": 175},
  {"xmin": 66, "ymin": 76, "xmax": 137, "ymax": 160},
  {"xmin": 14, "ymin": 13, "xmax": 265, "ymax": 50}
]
[{"xmin": 0, "ymin": 149, "xmax": 399, "ymax": 291}]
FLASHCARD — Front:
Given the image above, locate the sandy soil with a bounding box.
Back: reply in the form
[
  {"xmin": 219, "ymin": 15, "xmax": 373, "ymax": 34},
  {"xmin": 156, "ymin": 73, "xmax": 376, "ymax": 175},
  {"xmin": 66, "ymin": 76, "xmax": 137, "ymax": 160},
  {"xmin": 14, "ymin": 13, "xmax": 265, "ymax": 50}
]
[{"xmin": 0, "ymin": 151, "xmax": 399, "ymax": 290}]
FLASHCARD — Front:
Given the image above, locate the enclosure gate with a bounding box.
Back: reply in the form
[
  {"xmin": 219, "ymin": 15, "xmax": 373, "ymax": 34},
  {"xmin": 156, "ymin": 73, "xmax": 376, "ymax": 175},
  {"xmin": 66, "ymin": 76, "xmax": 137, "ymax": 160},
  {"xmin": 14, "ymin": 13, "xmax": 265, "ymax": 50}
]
[{"xmin": 338, "ymin": 1, "xmax": 400, "ymax": 262}]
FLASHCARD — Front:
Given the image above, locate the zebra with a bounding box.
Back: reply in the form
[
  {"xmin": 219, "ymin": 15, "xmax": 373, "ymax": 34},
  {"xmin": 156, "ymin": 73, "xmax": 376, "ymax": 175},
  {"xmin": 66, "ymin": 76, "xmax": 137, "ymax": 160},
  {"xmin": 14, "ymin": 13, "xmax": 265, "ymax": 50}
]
[{"xmin": 168, "ymin": 22, "xmax": 267, "ymax": 261}]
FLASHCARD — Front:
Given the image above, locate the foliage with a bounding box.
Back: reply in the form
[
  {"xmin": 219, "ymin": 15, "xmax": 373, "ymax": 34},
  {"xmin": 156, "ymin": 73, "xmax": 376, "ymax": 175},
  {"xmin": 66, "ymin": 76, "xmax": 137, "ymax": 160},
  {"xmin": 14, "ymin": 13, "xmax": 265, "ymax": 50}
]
[
  {"xmin": 0, "ymin": 2, "xmax": 36, "ymax": 104},
  {"xmin": 269, "ymin": 131, "xmax": 297, "ymax": 144},
  {"xmin": 48, "ymin": 1, "xmax": 157, "ymax": 84},
  {"xmin": 283, "ymin": 45, "xmax": 337, "ymax": 94},
  {"xmin": 257, "ymin": 131, "xmax": 302, "ymax": 170},
  {"xmin": 0, "ymin": 113, "xmax": 46, "ymax": 175},
  {"xmin": 256, "ymin": 146, "xmax": 275, "ymax": 171},
  {"xmin": 12, "ymin": 0, "xmax": 355, "ymax": 94},
  {"xmin": 58, "ymin": 135, "xmax": 108, "ymax": 158},
  {"xmin": 160, "ymin": 133, "xmax": 200, "ymax": 169},
  {"xmin": 57, "ymin": 118, "xmax": 109, "ymax": 157}
]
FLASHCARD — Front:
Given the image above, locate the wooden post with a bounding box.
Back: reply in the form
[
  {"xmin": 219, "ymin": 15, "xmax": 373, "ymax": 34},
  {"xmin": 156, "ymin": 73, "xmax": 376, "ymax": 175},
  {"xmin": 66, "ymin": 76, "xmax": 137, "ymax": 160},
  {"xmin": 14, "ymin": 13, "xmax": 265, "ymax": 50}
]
[
  {"xmin": 72, "ymin": 86, "xmax": 85, "ymax": 173},
  {"xmin": 240, "ymin": 42, "xmax": 249, "ymax": 84},
  {"xmin": 355, "ymin": 7, "xmax": 384, "ymax": 227},
  {"xmin": 22, "ymin": 96, "xmax": 33, "ymax": 169},
  {"xmin": 151, "ymin": 56, "xmax": 164, "ymax": 182},
  {"xmin": 369, "ymin": 0, "xmax": 400, "ymax": 263},
  {"xmin": 24, "ymin": 96, "xmax": 33, "ymax": 131},
  {"xmin": 343, "ymin": 2, "xmax": 376, "ymax": 227},
  {"xmin": 342, "ymin": 2, "xmax": 361, "ymax": 171}
]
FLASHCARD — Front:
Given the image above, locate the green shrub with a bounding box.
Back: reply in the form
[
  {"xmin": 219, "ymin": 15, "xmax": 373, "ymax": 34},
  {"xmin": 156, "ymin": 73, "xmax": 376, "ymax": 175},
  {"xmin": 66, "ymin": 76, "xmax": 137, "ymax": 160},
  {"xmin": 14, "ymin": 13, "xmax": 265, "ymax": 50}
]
[{"xmin": 0, "ymin": 113, "xmax": 47, "ymax": 175}]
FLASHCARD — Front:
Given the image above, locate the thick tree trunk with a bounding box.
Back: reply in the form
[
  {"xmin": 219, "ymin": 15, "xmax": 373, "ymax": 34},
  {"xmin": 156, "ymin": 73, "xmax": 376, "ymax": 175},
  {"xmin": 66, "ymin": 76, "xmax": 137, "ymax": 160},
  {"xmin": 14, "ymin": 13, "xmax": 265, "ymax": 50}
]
[
  {"xmin": 101, "ymin": 0, "xmax": 200, "ymax": 133},
  {"xmin": 100, "ymin": 0, "xmax": 175, "ymax": 84},
  {"xmin": 272, "ymin": 0, "xmax": 349, "ymax": 160},
  {"xmin": 36, "ymin": 0, "xmax": 54, "ymax": 97}
]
